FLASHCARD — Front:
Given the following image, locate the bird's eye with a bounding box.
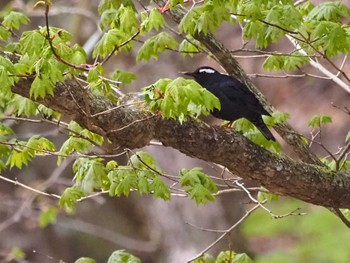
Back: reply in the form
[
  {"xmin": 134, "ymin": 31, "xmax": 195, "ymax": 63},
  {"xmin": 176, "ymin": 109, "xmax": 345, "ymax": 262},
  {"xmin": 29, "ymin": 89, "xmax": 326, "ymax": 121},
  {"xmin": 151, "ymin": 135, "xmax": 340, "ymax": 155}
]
[{"xmin": 198, "ymin": 68, "xmax": 215, "ymax": 74}]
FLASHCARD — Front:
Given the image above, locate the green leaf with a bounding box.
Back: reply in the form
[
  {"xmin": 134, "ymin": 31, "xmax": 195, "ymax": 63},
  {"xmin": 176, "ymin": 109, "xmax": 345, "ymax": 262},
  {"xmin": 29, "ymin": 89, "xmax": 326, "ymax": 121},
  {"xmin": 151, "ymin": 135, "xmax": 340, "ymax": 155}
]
[
  {"xmin": 30, "ymin": 75, "xmax": 55, "ymax": 99},
  {"xmin": 26, "ymin": 136, "xmax": 56, "ymax": 154},
  {"xmin": 8, "ymin": 247, "xmax": 26, "ymax": 261},
  {"xmin": 137, "ymin": 32, "xmax": 178, "ymax": 62},
  {"xmin": 0, "ymin": 65, "xmax": 15, "ymax": 96},
  {"xmin": 308, "ymin": 115, "xmax": 332, "ymax": 127},
  {"xmin": 179, "ymin": 37, "xmax": 200, "ymax": 57},
  {"xmin": 112, "ymin": 69, "xmax": 136, "ymax": 84},
  {"xmin": 307, "ymin": 1, "xmax": 350, "ymax": 21},
  {"xmin": 3, "ymin": 11, "xmax": 29, "ymax": 30},
  {"xmin": 150, "ymin": 176, "xmax": 171, "ymax": 200},
  {"xmin": 190, "ymin": 253, "xmax": 215, "ymax": 263},
  {"xmin": 10, "ymin": 96, "xmax": 37, "ymax": 117},
  {"xmin": 144, "ymin": 77, "xmax": 220, "ymax": 121},
  {"xmin": 346, "ymin": 131, "xmax": 350, "ymax": 142},
  {"xmin": 98, "ymin": 0, "xmax": 135, "ymax": 14},
  {"xmin": 234, "ymin": 253, "xmax": 254, "ymax": 263},
  {"xmin": 179, "ymin": 2, "xmax": 229, "ymax": 35},
  {"xmin": 169, "ymin": 0, "xmax": 184, "ymax": 9},
  {"xmin": 309, "ymin": 21, "xmax": 350, "ymax": 57},
  {"xmin": 282, "ymin": 53, "xmax": 310, "ymax": 71},
  {"xmin": 129, "ymin": 151, "xmax": 161, "ymax": 171},
  {"xmin": 243, "ymin": 21, "xmax": 270, "ymax": 48},
  {"xmin": 93, "ymin": 29, "xmax": 134, "ymax": 58},
  {"xmin": 263, "ymin": 53, "xmax": 309, "ymax": 71},
  {"xmin": 19, "ymin": 30, "xmax": 47, "ymax": 55},
  {"xmin": 189, "ymin": 184, "xmax": 215, "ymax": 205},
  {"xmin": 265, "ymin": 5, "xmax": 302, "ymax": 30},
  {"xmin": 57, "ymin": 124, "xmax": 102, "ymax": 164},
  {"xmin": 141, "ymin": 8, "xmax": 165, "ymax": 32},
  {"xmin": 6, "ymin": 148, "xmax": 32, "ymax": 169},
  {"xmin": 180, "ymin": 167, "xmax": 218, "ymax": 205},
  {"xmin": 108, "ymin": 168, "xmax": 137, "ymax": 197},
  {"xmin": 59, "ymin": 187, "xmax": 85, "ymax": 211},
  {"xmin": 73, "ymin": 158, "xmax": 107, "ymax": 194},
  {"xmin": 38, "ymin": 206, "xmax": 57, "ymax": 228},
  {"xmin": 70, "ymin": 45, "xmax": 87, "ymax": 65},
  {"xmin": 107, "ymin": 250, "xmax": 141, "ymax": 263},
  {"xmin": 257, "ymin": 191, "xmax": 279, "ymax": 203},
  {"xmin": 216, "ymin": 251, "xmax": 235, "ymax": 263},
  {"xmin": 263, "ymin": 111, "xmax": 290, "ymax": 126},
  {"xmin": 75, "ymin": 257, "xmax": 97, "ymax": 263}
]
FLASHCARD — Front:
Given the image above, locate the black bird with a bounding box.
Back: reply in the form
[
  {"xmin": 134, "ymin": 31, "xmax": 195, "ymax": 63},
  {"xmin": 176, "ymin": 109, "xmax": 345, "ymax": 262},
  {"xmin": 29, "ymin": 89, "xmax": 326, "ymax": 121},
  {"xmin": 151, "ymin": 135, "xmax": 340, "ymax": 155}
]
[{"xmin": 183, "ymin": 66, "xmax": 275, "ymax": 141}]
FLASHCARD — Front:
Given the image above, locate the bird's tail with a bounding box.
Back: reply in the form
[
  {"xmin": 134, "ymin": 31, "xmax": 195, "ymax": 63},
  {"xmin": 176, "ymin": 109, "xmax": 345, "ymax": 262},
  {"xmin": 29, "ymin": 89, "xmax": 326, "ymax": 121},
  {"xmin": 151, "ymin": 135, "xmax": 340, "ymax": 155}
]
[{"xmin": 254, "ymin": 118, "xmax": 275, "ymax": 141}]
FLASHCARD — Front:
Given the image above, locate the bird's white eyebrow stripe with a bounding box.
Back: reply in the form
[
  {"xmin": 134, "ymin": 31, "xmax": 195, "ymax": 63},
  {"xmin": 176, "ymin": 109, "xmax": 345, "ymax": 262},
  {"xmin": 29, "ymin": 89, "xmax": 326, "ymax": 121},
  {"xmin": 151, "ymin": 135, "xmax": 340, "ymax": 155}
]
[{"xmin": 199, "ymin": 68, "xmax": 215, "ymax": 74}]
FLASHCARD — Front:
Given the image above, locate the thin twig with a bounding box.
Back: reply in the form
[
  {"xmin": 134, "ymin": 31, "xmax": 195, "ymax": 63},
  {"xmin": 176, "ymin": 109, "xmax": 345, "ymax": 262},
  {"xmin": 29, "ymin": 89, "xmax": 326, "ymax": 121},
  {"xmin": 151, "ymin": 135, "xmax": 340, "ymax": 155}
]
[{"xmin": 186, "ymin": 204, "xmax": 260, "ymax": 263}]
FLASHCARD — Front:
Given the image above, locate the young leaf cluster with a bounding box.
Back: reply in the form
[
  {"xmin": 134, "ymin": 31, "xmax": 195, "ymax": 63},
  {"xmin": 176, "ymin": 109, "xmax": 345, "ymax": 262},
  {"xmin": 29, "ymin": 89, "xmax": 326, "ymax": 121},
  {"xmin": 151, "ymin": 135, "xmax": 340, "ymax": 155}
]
[
  {"xmin": 180, "ymin": 167, "xmax": 218, "ymax": 205},
  {"xmin": 75, "ymin": 250, "xmax": 141, "ymax": 263},
  {"xmin": 191, "ymin": 251, "xmax": 254, "ymax": 263},
  {"xmin": 179, "ymin": 1, "xmax": 231, "ymax": 35},
  {"xmin": 144, "ymin": 77, "xmax": 220, "ymax": 122},
  {"xmin": 6, "ymin": 136, "xmax": 56, "ymax": 169}
]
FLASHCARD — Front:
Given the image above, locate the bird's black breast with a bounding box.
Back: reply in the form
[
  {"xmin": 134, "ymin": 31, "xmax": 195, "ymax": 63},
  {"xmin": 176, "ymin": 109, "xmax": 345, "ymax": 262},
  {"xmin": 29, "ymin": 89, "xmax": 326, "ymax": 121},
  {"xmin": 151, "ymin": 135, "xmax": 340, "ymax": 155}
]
[{"xmin": 194, "ymin": 74, "xmax": 270, "ymax": 122}]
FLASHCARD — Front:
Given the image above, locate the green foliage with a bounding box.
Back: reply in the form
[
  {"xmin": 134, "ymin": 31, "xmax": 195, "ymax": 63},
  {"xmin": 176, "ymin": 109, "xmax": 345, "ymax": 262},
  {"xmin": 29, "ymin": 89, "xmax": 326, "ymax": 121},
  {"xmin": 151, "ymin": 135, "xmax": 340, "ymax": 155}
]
[
  {"xmin": 143, "ymin": 77, "xmax": 220, "ymax": 122},
  {"xmin": 3, "ymin": 11, "xmax": 29, "ymax": 30},
  {"xmin": 307, "ymin": 115, "xmax": 332, "ymax": 127},
  {"xmin": 168, "ymin": 0, "xmax": 185, "ymax": 9},
  {"xmin": 180, "ymin": 167, "xmax": 218, "ymax": 205},
  {"xmin": 191, "ymin": 251, "xmax": 254, "ymax": 263},
  {"xmin": 0, "ymin": 56, "xmax": 17, "ymax": 96},
  {"xmin": 93, "ymin": 28, "xmax": 134, "ymax": 58},
  {"xmin": 10, "ymin": 96, "xmax": 37, "ymax": 117},
  {"xmin": 73, "ymin": 158, "xmax": 108, "ymax": 194},
  {"xmin": 108, "ymin": 151, "xmax": 170, "ymax": 200},
  {"xmin": 263, "ymin": 53, "xmax": 309, "ymax": 71},
  {"xmin": 98, "ymin": 0, "xmax": 135, "ymax": 14},
  {"xmin": 179, "ymin": 1, "xmax": 230, "ymax": 35},
  {"xmin": 19, "ymin": 30, "xmax": 47, "ymax": 56},
  {"xmin": 242, "ymin": 3, "xmax": 302, "ymax": 48},
  {"xmin": 179, "ymin": 37, "xmax": 200, "ymax": 57},
  {"xmin": 309, "ymin": 21, "xmax": 350, "ymax": 57},
  {"xmin": 112, "ymin": 69, "xmax": 136, "ymax": 84},
  {"xmin": 75, "ymin": 258, "xmax": 97, "ymax": 263},
  {"xmin": 107, "ymin": 250, "xmax": 141, "ymax": 263},
  {"xmin": 8, "ymin": 247, "xmax": 26, "ymax": 261},
  {"xmin": 38, "ymin": 206, "xmax": 57, "ymax": 228},
  {"xmin": 307, "ymin": 1, "xmax": 350, "ymax": 22},
  {"xmin": 263, "ymin": 111, "xmax": 290, "ymax": 126},
  {"xmin": 59, "ymin": 186, "xmax": 85, "ymax": 211},
  {"xmin": 58, "ymin": 121, "xmax": 104, "ymax": 164},
  {"xmin": 141, "ymin": 8, "xmax": 165, "ymax": 32},
  {"xmin": 137, "ymin": 32, "xmax": 178, "ymax": 62},
  {"xmin": 6, "ymin": 136, "xmax": 55, "ymax": 169},
  {"xmin": 258, "ymin": 191, "xmax": 279, "ymax": 203},
  {"xmin": 346, "ymin": 131, "xmax": 350, "ymax": 142},
  {"xmin": 231, "ymin": 117, "xmax": 281, "ymax": 152}
]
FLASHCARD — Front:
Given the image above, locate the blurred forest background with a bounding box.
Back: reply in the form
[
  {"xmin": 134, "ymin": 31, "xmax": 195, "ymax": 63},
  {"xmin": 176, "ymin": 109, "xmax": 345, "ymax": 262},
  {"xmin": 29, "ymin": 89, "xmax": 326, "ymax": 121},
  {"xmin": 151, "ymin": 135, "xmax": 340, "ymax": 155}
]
[{"xmin": 0, "ymin": 0, "xmax": 350, "ymax": 262}]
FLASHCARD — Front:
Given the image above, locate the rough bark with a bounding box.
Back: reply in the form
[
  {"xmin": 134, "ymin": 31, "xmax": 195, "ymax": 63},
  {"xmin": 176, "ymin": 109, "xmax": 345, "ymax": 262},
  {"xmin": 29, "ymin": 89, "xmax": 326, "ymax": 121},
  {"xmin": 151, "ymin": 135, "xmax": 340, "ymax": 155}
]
[{"xmin": 11, "ymin": 78, "xmax": 350, "ymax": 209}]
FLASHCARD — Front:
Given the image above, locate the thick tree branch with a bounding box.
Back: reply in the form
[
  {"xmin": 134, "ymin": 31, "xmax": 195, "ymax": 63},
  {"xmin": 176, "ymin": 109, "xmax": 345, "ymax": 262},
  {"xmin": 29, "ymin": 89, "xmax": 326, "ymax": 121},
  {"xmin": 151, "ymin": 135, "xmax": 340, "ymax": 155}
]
[{"xmin": 11, "ymin": 78, "xmax": 350, "ymax": 209}]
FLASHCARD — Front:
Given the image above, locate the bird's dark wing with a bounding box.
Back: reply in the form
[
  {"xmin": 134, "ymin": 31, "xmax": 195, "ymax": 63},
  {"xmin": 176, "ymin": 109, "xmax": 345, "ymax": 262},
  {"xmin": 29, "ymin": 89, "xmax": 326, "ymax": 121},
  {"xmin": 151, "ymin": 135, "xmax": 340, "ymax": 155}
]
[{"xmin": 218, "ymin": 77, "xmax": 271, "ymax": 116}]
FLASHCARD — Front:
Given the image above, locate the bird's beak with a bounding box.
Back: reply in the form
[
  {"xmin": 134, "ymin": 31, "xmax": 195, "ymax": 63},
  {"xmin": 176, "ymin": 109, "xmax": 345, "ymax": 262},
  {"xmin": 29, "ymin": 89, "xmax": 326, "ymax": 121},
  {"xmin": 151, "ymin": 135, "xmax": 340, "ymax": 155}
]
[{"xmin": 179, "ymin": 71, "xmax": 193, "ymax": 76}]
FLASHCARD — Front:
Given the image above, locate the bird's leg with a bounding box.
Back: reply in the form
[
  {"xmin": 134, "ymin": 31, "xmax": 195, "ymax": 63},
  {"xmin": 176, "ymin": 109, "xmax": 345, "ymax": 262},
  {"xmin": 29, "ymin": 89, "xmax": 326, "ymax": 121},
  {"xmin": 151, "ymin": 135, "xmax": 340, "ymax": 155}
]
[{"xmin": 221, "ymin": 121, "xmax": 234, "ymax": 129}]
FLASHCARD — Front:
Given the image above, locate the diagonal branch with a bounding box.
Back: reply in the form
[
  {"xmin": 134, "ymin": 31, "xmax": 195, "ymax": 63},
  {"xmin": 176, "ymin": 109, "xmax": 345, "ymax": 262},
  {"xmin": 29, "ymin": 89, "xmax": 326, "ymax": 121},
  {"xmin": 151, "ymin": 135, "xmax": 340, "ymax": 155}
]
[{"xmin": 11, "ymin": 78, "xmax": 350, "ymax": 209}]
